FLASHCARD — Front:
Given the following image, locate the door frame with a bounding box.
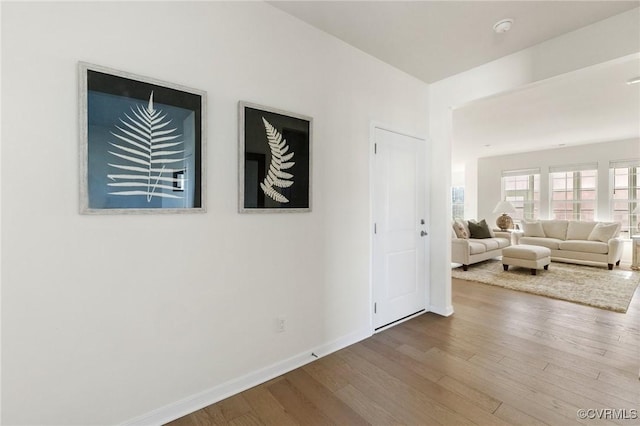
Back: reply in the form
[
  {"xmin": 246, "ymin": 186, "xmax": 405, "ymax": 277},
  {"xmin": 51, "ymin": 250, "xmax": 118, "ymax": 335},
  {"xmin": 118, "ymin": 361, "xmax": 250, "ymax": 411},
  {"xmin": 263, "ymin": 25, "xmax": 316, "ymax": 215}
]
[{"xmin": 369, "ymin": 121, "xmax": 430, "ymax": 334}]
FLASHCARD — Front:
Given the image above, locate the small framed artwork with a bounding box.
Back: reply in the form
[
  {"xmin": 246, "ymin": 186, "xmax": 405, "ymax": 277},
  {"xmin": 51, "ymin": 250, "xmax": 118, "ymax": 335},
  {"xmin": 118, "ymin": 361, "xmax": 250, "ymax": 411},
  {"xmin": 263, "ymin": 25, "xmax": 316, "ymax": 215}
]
[
  {"xmin": 239, "ymin": 102, "xmax": 312, "ymax": 213},
  {"xmin": 79, "ymin": 62, "xmax": 206, "ymax": 214}
]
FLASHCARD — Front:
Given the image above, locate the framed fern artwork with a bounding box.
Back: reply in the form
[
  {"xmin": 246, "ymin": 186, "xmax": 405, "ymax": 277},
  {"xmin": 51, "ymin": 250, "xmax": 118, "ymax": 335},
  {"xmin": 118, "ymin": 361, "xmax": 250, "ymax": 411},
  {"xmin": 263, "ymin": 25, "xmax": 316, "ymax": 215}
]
[
  {"xmin": 79, "ymin": 62, "xmax": 206, "ymax": 214},
  {"xmin": 239, "ymin": 102, "xmax": 312, "ymax": 213}
]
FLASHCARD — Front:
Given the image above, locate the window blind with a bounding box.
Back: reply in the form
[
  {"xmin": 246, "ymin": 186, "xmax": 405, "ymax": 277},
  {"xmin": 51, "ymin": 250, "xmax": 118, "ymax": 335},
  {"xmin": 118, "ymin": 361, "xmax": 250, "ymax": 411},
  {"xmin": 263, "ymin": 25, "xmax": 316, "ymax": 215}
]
[
  {"xmin": 501, "ymin": 168, "xmax": 540, "ymax": 178},
  {"xmin": 549, "ymin": 163, "xmax": 598, "ymax": 173},
  {"xmin": 609, "ymin": 159, "xmax": 640, "ymax": 169}
]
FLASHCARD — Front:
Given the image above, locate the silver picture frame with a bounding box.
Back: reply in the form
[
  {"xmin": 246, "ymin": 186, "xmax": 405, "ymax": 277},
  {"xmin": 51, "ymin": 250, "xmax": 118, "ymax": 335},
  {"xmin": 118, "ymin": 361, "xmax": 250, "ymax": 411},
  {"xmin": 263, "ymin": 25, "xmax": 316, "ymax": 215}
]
[{"xmin": 79, "ymin": 62, "xmax": 207, "ymax": 214}]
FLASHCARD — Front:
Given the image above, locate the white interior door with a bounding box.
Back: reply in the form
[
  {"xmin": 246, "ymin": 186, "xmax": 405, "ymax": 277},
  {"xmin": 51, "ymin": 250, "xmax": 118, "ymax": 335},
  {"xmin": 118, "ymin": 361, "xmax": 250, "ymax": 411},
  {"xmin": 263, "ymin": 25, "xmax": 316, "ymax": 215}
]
[{"xmin": 372, "ymin": 127, "xmax": 427, "ymax": 331}]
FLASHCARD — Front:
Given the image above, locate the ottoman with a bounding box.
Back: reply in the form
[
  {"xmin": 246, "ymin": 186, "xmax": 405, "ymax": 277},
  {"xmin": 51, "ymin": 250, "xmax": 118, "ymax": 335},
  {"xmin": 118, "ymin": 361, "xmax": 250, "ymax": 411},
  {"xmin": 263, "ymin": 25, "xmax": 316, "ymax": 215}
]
[{"xmin": 502, "ymin": 245, "xmax": 551, "ymax": 275}]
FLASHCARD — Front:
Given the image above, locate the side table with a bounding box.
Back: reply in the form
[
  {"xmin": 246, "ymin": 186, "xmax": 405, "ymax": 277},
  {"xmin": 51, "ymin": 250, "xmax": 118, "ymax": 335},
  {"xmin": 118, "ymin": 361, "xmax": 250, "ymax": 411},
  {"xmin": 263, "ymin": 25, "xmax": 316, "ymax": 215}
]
[
  {"xmin": 632, "ymin": 236, "xmax": 640, "ymax": 271},
  {"xmin": 494, "ymin": 228, "xmax": 524, "ymax": 245}
]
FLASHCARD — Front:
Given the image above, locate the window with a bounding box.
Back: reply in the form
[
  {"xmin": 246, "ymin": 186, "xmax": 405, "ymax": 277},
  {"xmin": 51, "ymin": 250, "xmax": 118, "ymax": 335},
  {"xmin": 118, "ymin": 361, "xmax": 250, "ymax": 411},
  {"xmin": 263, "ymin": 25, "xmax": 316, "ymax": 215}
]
[
  {"xmin": 610, "ymin": 160, "xmax": 639, "ymax": 238},
  {"xmin": 549, "ymin": 164, "xmax": 597, "ymax": 221},
  {"xmin": 502, "ymin": 169, "xmax": 540, "ymax": 222},
  {"xmin": 452, "ymin": 186, "xmax": 464, "ymax": 219}
]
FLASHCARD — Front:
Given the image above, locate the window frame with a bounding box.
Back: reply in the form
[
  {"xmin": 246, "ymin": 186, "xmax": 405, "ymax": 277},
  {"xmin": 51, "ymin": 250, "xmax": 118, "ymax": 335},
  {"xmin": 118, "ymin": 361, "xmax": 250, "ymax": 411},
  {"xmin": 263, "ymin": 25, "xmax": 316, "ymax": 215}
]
[
  {"xmin": 501, "ymin": 168, "xmax": 540, "ymax": 224},
  {"xmin": 451, "ymin": 186, "xmax": 464, "ymax": 220},
  {"xmin": 610, "ymin": 160, "xmax": 639, "ymax": 238},
  {"xmin": 549, "ymin": 164, "xmax": 598, "ymax": 221}
]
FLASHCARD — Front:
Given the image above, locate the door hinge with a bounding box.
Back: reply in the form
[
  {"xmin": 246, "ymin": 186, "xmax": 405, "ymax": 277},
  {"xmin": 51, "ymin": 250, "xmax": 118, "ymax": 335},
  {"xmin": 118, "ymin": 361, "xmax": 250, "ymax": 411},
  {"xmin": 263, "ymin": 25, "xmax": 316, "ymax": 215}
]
[
  {"xmin": 374, "ymin": 302, "xmax": 377, "ymax": 314},
  {"xmin": 374, "ymin": 143, "xmax": 377, "ymax": 154},
  {"xmin": 374, "ymin": 223, "xmax": 377, "ymax": 234}
]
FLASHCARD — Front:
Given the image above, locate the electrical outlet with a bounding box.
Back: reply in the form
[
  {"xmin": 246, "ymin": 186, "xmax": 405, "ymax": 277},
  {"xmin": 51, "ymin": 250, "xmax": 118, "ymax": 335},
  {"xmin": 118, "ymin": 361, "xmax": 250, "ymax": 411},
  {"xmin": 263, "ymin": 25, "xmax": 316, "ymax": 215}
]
[{"xmin": 276, "ymin": 316, "xmax": 286, "ymax": 333}]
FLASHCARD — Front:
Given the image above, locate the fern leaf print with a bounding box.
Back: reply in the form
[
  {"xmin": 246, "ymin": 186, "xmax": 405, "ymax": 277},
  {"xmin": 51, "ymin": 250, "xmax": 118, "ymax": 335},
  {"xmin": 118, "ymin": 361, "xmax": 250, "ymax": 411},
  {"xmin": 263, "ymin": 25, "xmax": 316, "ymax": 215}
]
[
  {"xmin": 107, "ymin": 92, "xmax": 185, "ymax": 201},
  {"xmin": 260, "ymin": 117, "xmax": 295, "ymax": 203}
]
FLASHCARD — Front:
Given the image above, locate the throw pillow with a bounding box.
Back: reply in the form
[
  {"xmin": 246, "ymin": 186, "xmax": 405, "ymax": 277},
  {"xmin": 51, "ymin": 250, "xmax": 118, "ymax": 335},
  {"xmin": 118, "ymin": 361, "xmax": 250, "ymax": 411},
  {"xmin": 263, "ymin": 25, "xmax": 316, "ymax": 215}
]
[
  {"xmin": 522, "ymin": 220, "xmax": 545, "ymax": 237},
  {"xmin": 469, "ymin": 219, "xmax": 495, "ymax": 237},
  {"xmin": 566, "ymin": 221, "xmax": 596, "ymax": 240},
  {"xmin": 541, "ymin": 220, "xmax": 569, "ymax": 240},
  {"xmin": 478, "ymin": 219, "xmax": 496, "ymax": 238},
  {"xmin": 468, "ymin": 219, "xmax": 492, "ymax": 239},
  {"xmin": 588, "ymin": 222, "xmax": 619, "ymax": 243},
  {"xmin": 452, "ymin": 221, "xmax": 468, "ymax": 239},
  {"xmin": 474, "ymin": 219, "xmax": 495, "ymax": 237}
]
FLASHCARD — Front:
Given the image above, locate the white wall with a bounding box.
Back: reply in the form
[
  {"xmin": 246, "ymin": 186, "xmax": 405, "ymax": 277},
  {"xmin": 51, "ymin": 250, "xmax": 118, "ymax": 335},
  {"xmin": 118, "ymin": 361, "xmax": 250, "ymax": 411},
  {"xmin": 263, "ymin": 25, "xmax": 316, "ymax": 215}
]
[
  {"xmin": 477, "ymin": 138, "xmax": 640, "ymax": 224},
  {"xmin": 1, "ymin": 2, "xmax": 429, "ymax": 424},
  {"xmin": 429, "ymin": 8, "xmax": 639, "ymax": 310}
]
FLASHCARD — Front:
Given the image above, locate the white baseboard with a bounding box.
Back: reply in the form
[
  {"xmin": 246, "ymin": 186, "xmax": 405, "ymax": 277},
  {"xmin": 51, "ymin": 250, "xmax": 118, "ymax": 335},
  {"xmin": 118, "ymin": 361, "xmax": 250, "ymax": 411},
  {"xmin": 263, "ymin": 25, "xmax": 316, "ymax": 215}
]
[
  {"xmin": 429, "ymin": 304, "xmax": 454, "ymax": 317},
  {"xmin": 120, "ymin": 327, "xmax": 372, "ymax": 426}
]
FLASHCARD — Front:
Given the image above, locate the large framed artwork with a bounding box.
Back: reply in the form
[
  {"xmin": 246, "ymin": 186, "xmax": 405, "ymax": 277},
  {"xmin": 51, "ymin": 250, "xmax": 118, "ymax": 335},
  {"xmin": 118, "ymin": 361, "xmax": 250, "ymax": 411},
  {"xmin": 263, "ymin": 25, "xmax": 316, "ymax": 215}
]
[
  {"xmin": 239, "ymin": 102, "xmax": 312, "ymax": 213},
  {"xmin": 79, "ymin": 62, "xmax": 206, "ymax": 214}
]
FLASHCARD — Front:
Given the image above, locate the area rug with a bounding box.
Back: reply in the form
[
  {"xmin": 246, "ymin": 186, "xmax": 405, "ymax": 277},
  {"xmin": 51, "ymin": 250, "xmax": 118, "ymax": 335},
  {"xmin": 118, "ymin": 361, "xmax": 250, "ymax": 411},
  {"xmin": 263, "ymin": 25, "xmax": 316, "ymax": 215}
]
[{"xmin": 452, "ymin": 260, "xmax": 639, "ymax": 313}]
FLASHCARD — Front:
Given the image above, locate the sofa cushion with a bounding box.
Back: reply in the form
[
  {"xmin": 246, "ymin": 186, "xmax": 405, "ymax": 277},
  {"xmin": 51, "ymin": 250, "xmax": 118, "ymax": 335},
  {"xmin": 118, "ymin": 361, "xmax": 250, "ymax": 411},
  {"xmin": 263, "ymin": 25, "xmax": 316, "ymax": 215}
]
[
  {"xmin": 559, "ymin": 240, "xmax": 609, "ymax": 254},
  {"xmin": 495, "ymin": 238, "xmax": 511, "ymax": 249},
  {"xmin": 471, "ymin": 238, "xmax": 499, "ymax": 251},
  {"xmin": 519, "ymin": 236, "xmax": 562, "ymax": 250},
  {"xmin": 452, "ymin": 220, "xmax": 468, "ymax": 239},
  {"xmin": 522, "ymin": 221, "xmax": 545, "ymax": 237},
  {"xmin": 468, "ymin": 241, "xmax": 487, "ymax": 255},
  {"xmin": 468, "ymin": 220, "xmax": 492, "ymax": 239},
  {"xmin": 588, "ymin": 222, "xmax": 619, "ymax": 243},
  {"xmin": 541, "ymin": 220, "xmax": 568, "ymax": 240},
  {"xmin": 566, "ymin": 221, "xmax": 596, "ymax": 240}
]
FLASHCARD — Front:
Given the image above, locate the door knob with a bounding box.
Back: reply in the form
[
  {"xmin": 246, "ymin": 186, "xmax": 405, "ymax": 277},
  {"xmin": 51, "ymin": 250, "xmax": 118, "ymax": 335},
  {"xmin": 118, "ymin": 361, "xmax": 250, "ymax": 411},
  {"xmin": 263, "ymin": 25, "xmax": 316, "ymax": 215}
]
[{"xmin": 421, "ymin": 231, "xmax": 428, "ymax": 237}]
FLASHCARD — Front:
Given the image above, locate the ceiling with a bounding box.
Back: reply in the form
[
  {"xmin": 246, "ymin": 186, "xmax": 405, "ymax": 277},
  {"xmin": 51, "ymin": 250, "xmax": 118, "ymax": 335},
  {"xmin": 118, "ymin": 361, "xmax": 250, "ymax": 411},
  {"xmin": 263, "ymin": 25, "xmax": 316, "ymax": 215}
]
[
  {"xmin": 270, "ymin": 1, "xmax": 639, "ymax": 84},
  {"xmin": 453, "ymin": 55, "xmax": 640, "ymax": 171},
  {"xmin": 270, "ymin": 1, "xmax": 640, "ymax": 172}
]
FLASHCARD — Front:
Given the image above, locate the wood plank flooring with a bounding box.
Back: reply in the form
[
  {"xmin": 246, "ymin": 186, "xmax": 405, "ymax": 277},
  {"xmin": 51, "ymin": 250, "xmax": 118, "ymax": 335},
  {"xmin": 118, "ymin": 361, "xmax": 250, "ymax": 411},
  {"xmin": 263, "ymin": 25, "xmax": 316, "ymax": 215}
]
[{"xmin": 167, "ymin": 276, "xmax": 640, "ymax": 425}]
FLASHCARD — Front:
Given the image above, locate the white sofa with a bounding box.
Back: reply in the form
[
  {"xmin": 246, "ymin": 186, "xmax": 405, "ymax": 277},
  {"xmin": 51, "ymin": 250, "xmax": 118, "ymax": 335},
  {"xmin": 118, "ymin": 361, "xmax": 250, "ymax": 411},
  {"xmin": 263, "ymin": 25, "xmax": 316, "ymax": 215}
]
[
  {"xmin": 452, "ymin": 220, "xmax": 511, "ymax": 271},
  {"xmin": 514, "ymin": 220, "xmax": 624, "ymax": 270}
]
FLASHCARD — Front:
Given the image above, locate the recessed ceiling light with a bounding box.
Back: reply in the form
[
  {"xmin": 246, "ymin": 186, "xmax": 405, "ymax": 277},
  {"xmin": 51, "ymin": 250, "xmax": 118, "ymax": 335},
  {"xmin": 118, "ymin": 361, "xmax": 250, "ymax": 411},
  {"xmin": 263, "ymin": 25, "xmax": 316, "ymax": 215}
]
[
  {"xmin": 493, "ymin": 19, "xmax": 514, "ymax": 34},
  {"xmin": 626, "ymin": 77, "xmax": 640, "ymax": 85}
]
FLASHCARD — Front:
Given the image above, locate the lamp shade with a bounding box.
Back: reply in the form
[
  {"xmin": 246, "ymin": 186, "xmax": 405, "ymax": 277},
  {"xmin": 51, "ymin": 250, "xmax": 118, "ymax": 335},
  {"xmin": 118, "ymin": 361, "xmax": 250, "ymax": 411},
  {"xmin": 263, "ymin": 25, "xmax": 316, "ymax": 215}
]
[{"xmin": 492, "ymin": 200, "xmax": 516, "ymax": 214}]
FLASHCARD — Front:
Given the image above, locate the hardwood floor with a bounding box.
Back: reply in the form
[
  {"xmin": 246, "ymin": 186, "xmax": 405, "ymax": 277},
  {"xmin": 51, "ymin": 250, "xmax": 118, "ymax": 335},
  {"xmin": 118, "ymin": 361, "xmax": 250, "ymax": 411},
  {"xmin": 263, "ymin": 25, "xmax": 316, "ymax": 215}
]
[{"xmin": 168, "ymin": 277, "xmax": 640, "ymax": 425}]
